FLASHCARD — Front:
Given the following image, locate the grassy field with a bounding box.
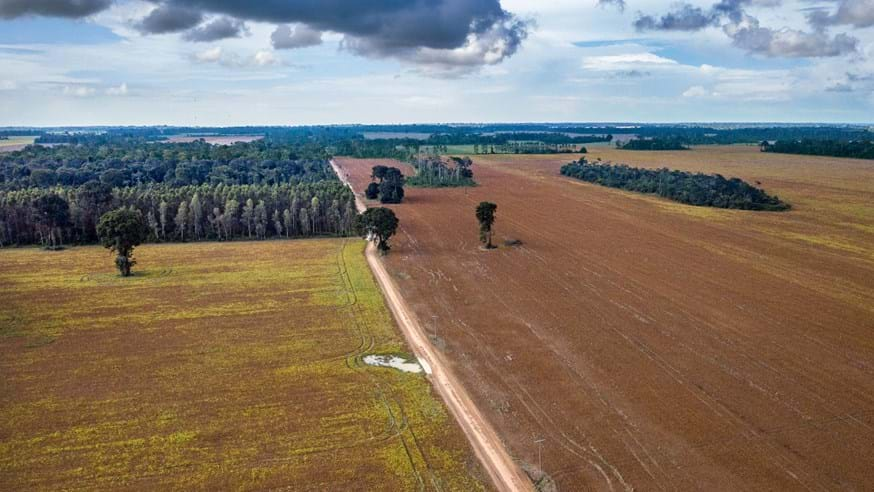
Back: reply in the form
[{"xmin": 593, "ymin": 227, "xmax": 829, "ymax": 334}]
[
  {"xmin": 0, "ymin": 136, "xmax": 36, "ymax": 152},
  {"xmin": 0, "ymin": 239, "xmax": 485, "ymax": 490}
]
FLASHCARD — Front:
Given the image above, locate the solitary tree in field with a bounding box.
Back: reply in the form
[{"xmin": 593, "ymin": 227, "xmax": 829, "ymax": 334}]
[
  {"xmin": 97, "ymin": 208, "xmax": 149, "ymax": 277},
  {"xmin": 355, "ymin": 207, "xmax": 399, "ymax": 255},
  {"xmin": 475, "ymin": 201, "xmax": 497, "ymax": 249}
]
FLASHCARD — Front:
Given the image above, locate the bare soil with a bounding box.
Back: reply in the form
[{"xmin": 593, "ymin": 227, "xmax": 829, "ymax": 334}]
[{"xmin": 334, "ymin": 147, "xmax": 874, "ymax": 490}]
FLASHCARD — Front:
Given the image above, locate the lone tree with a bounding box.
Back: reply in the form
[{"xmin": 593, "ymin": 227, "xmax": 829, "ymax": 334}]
[
  {"xmin": 355, "ymin": 207, "xmax": 399, "ymax": 255},
  {"xmin": 97, "ymin": 208, "xmax": 149, "ymax": 277},
  {"xmin": 475, "ymin": 201, "xmax": 497, "ymax": 249}
]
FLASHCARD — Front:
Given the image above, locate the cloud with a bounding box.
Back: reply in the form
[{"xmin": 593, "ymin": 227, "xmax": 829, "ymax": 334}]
[
  {"xmin": 682, "ymin": 85, "xmax": 710, "ymax": 97},
  {"xmin": 192, "ymin": 46, "xmax": 282, "ymax": 68},
  {"xmin": 136, "ymin": 4, "xmax": 203, "ymax": 34},
  {"xmin": 271, "ymin": 24, "xmax": 323, "ymax": 50},
  {"xmin": 62, "ymin": 85, "xmax": 96, "ymax": 97},
  {"xmin": 807, "ymin": 0, "xmax": 874, "ymax": 29},
  {"xmin": 634, "ymin": 4, "xmax": 718, "ymax": 31},
  {"xmin": 725, "ymin": 16, "xmax": 858, "ymax": 57},
  {"xmin": 0, "ymin": 80, "xmax": 17, "ymax": 90},
  {"xmin": 106, "ymin": 82, "xmax": 127, "ymax": 95},
  {"xmin": 597, "ymin": 0, "xmax": 626, "ymax": 13},
  {"xmin": 183, "ymin": 17, "xmax": 247, "ymax": 42},
  {"xmin": 582, "ymin": 52, "xmax": 679, "ymax": 71},
  {"xmin": 0, "ymin": 0, "xmax": 111, "ymax": 19}
]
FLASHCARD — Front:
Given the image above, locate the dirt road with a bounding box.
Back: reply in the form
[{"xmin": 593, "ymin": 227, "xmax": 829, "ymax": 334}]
[{"xmin": 331, "ymin": 160, "xmax": 531, "ymax": 492}]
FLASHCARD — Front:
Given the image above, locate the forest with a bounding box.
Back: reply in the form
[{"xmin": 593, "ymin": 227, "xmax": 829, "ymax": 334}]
[
  {"xmin": 0, "ymin": 139, "xmax": 356, "ymax": 247},
  {"xmin": 560, "ymin": 158, "xmax": 789, "ymax": 211},
  {"xmin": 0, "ymin": 140, "xmax": 332, "ymax": 190},
  {"xmin": 760, "ymin": 139, "xmax": 874, "ymax": 159},
  {"xmin": 406, "ymin": 156, "xmax": 475, "ymax": 187},
  {"xmin": 619, "ymin": 137, "xmax": 689, "ymax": 151}
]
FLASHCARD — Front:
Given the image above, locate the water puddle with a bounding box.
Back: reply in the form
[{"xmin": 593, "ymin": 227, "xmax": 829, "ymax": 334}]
[{"xmin": 363, "ymin": 354, "xmax": 423, "ymax": 373}]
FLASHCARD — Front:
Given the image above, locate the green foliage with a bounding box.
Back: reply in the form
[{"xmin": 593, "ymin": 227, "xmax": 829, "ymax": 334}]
[
  {"xmin": 369, "ymin": 165, "xmax": 405, "ymax": 204},
  {"xmin": 560, "ymin": 158, "xmax": 789, "ymax": 211},
  {"xmin": 475, "ymin": 202, "xmax": 497, "ymax": 248},
  {"xmin": 619, "ymin": 137, "xmax": 689, "ymax": 151},
  {"xmin": 355, "ymin": 207, "xmax": 399, "ymax": 254},
  {"xmin": 97, "ymin": 208, "xmax": 149, "ymax": 276},
  {"xmin": 761, "ymin": 139, "xmax": 874, "ymax": 159},
  {"xmin": 365, "ymin": 182, "xmax": 380, "ymax": 200},
  {"xmin": 406, "ymin": 156, "xmax": 476, "ymax": 187}
]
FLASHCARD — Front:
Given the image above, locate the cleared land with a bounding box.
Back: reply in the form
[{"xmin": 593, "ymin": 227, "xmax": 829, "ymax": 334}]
[
  {"xmin": 0, "ymin": 239, "xmax": 486, "ymax": 490},
  {"xmin": 335, "ymin": 146, "xmax": 874, "ymax": 490},
  {"xmin": 0, "ymin": 136, "xmax": 37, "ymax": 153}
]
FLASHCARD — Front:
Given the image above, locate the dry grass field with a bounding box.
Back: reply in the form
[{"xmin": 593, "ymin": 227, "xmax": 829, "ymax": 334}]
[
  {"xmin": 0, "ymin": 136, "xmax": 37, "ymax": 153},
  {"xmin": 335, "ymin": 147, "xmax": 874, "ymax": 490},
  {"xmin": 0, "ymin": 239, "xmax": 485, "ymax": 490}
]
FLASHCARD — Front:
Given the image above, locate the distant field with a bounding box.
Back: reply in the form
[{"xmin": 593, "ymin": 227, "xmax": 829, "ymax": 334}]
[
  {"xmin": 362, "ymin": 132, "xmax": 432, "ymax": 140},
  {"xmin": 165, "ymin": 135, "xmax": 263, "ymax": 145},
  {"xmin": 0, "ymin": 136, "xmax": 36, "ymax": 153},
  {"xmin": 0, "ymin": 239, "xmax": 484, "ymax": 490},
  {"xmin": 335, "ymin": 148, "xmax": 874, "ymax": 490}
]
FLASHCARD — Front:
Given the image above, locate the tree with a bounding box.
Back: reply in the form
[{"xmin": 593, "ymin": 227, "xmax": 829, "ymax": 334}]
[
  {"xmin": 175, "ymin": 201, "xmax": 188, "ymax": 241},
  {"xmin": 32, "ymin": 194, "xmax": 70, "ymax": 249},
  {"xmin": 355, "ymin": 207, "xmax": 398, "ymax": 255},
  {"xmin": 365, "ymin": 182, "xmax": 380, "ymax": 200},
  {"xmin": 97, "ymin": 208, "xmax": 148, "ymax": 277},
  {"xmin": 371, "ymin": 165, "xmax": 389, "ymax": 182},
  {"xmin": 475, "ymin": 201, "xmax": 497, "ymax": 249}
]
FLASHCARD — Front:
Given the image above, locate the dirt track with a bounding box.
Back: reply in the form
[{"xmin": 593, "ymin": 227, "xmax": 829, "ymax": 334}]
[
  {"xmin": 332, "ymin": 160, "xmax": 531, "ymax": 491},
  {"xmin": 334, "ymin": 149, "xmax": 874, "ymax": 490}
]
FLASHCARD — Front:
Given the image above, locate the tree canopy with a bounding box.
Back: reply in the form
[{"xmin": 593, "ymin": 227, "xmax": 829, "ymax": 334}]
[
  {"xmin": 355, "ymin": 207, "xmax": 399, "ymax": 255},
  {"xmin": 97, "ymin": 208, "xmax": 149, "ymax": 277}
]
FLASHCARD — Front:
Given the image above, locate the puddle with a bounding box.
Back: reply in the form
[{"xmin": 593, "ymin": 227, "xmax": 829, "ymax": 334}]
[{"xmin": 363, "ymin": 355, "xmax": 423, "ymax": 373}]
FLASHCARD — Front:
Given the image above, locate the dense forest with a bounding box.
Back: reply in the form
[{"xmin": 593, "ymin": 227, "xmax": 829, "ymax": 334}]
[
  {"xmin": 760, "ymin": 139, "xmax": 874, "ymax": 159},
  {"xmin": 0, "ymin": 181, "xmax": 356, "ymax": 247},
  {"xmin": 407, "ymin": 156, "xmax": 475, "ymax": 187},
  {"xmin": 560, "ymin": 158, "xmax": 789, "ymax": 211},
  {"xmin": 619, "ymin": 137, "xmax": 689, "ymax": 151},
  {"xmin": 0, "ymin": 140, "xmax": 332, "ymax": 190}
]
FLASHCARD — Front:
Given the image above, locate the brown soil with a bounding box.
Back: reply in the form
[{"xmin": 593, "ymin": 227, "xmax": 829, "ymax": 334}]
[{"xmin": 334, "ymin": 147, "xmax": 874, "ymax": 490}]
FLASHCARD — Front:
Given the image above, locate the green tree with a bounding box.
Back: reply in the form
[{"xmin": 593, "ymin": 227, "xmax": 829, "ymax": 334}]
[
  {"xmin": 365, "ymin": 182, "xmax": 380, "ymax": 200},
  {"xmin": 475, "ymin": 201, "xmax": 497, "ymax": 249},
  {"xmin": 32, "ymin": 194, "xmax": 70, "ymax": 249},
  {"xmin": 355, "ymin": 207, "xmax": 398, "ymax": 255},
  {"xmin": 97, "ymin": 208, "xmax": 148, "ymax": 277}
]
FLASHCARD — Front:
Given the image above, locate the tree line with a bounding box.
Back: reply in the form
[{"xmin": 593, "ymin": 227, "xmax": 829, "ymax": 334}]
[
  {"xmin": 560, "ymin": 158, "xmax": 789, "ymax": 211},
  {"xmin": 619, "ymin": 137, "xmax": 689, "ymax": 151},
  {"xmin": 760, "ymin": 139, "xmax": 874, "ymax": 159},
  {"xmin": 0, "ymin": 140, "xmax": 332, "ymax": 190},
  {"xmin": 406, "ymin": 156, "xmax": 475, "ymax": 187},
  {"xmin": 0, "ymin": 181, "xmax": 357, "ymax": 247}
]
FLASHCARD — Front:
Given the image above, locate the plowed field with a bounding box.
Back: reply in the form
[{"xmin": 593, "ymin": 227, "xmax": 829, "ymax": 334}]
[
  {"xmin": 334, "ymin": 146, "xmax": 874, "ymax": 490},
  {"xmin": 0, "ymin": 239, "xmax": 486, "ymax": 490}
]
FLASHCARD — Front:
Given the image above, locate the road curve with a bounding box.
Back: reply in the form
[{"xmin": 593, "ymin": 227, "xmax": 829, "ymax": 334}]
[{"xmin": 331, "ymin": 160, "xmax": 531, "ymax": 492}]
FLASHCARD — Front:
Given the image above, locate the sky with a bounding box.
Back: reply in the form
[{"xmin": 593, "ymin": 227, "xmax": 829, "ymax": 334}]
[{"xmin": 0, "ymin": 0, "xmax": 872, "ymax": 126}]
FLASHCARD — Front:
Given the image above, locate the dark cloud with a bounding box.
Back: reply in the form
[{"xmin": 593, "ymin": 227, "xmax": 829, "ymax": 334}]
[
  {"xmin": 807, "ymin": 0, "xmax": 874, "ymax": 29},
  {"xmin": 597, "ymin": 0, "xmax": 626, "ymax": 13},
  {"xmin": 271, "ymin": 24, "xmax": 323, "ymax": 50},
  {"xmin": 137, "ymin": 4, "xmax": 203, "ymax": 34},
  {"xmin": 634, "ymin": 4, "xmax": 718, "ymax": 31},
  {"xmin": 0, "ymin": 0, "xmax": 111, "ymax": 19},
  {"xmin": 183, "ymin": 17, "xmax": 247, "ymax": 42},
  {"xmin": 726, "ymin": 18, "xmax": 858, "ymax": 57}
]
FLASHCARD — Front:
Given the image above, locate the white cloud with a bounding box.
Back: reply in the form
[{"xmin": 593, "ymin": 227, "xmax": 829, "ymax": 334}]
[
  {"xmin": 62, "ymin": 85, "xmax": 96, "ymax": 97},
  {"xmin": 194, "ymin": 46, "xmax": 224, "ymax": 63},
  {"xmin": 682, "ymin": 85, "xmax": 710, "ymax": 97},
  {"xmin": 106, "ymin": 83, "xmax": 128, "ymax": 96},
  {"xmin": 253, "ymin": 50, "xmax": 278, "ymax": 66},
  {"xmin": 0, "ymin": 80, "xmax": 17, "ymax": 91},
  {"xmin": 582, "ymin": 52, "xmax": 678, "ymax": 71}
]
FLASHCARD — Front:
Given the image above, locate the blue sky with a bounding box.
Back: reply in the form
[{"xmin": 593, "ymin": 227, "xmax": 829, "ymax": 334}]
[{"xmin": 0, "ymin": 0, "xmax": 872, "ymax": 125}]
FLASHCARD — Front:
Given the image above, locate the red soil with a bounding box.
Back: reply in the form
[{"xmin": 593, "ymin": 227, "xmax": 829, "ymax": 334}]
[{"xmin": 334, "ymin": 149, "xmax": 874, "ymax": 490}]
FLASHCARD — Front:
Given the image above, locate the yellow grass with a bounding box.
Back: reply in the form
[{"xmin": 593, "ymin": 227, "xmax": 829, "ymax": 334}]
[{"xmin": 0, "ymin": 239, "xmax": 485, "ymax": 490}]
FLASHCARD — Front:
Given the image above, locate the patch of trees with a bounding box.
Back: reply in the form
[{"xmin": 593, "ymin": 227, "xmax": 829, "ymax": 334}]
[
  {"xmin": 0, "ymin": 181, "xmax": 357, "ymax": 247},
  {"xmin": 367, "ymin": 166, "xmax": 405, "ymax": 204},
  {"xmin": 406, "ymin": 156, "xmax": 475, "ymax": 187},
  {"xmin": 0, "ymin": 140, "xmax": 332, "ymax": 190},
  {"xmin": 355, "ymin": 207, "xmax": 398, "ymax": 255},
  {"xmin": 560, "ymin": 158, "xmax": 789, "ymax": 211},
  {"xmin": 332, "ymin": 138, "xmax": 420, "ymax": 160},
  {"xmin": 619, "ymin": 137, "xmax": 689, "ymax": 151},
  {"xmin": 426, "ymin": 132, "xmax": 611, "ymax": 146},
  {"xmin": 760, "ymin": 139, "xmax": 874, "ymax": 159}
]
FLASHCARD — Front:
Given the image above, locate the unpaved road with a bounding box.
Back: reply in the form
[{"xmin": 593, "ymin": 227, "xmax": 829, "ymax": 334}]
[{"xmin": 331, "ymin": 160, "xmax": 531, "ymax": 492}]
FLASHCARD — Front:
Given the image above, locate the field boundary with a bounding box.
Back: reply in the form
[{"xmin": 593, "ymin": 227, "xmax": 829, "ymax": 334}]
[{"xmin": 331, "ymin": 159, "xmax": 531, "ymax": 492}]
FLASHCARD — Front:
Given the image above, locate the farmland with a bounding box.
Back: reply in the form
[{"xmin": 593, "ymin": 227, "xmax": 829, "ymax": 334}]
[
  {"xmin": 0, "ymin": 239, "xmax": 485, "ymax": 490},
  {"xmin": 0, "ymin": 136, "xmax": 37, "ymax": 153},
  {"xmin": 334, "ymin": 146, "xmax": 874, "ymax": 490}
]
